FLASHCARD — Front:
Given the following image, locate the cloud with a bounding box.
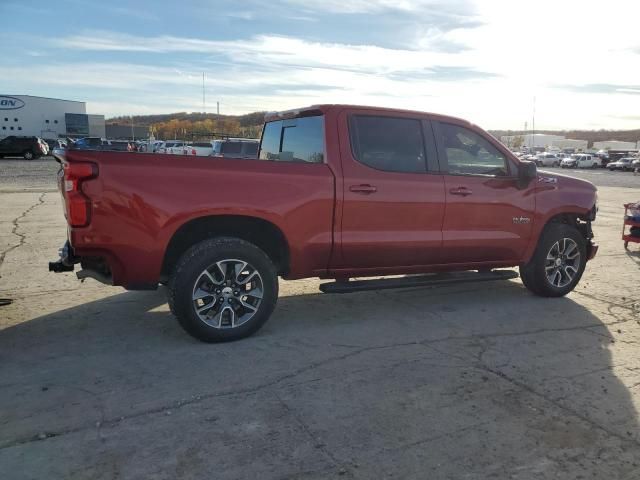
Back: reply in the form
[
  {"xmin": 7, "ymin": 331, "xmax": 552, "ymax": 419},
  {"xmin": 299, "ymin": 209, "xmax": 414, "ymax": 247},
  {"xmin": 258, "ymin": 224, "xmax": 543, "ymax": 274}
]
[{"xmin": 556, "ymin": 84, "xmax": 640, "ymax": 96}]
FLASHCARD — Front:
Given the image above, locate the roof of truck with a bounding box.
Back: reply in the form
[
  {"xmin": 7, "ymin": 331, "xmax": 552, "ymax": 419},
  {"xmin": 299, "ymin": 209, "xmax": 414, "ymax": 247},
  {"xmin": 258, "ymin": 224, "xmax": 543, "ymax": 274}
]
[{"xmin": 265, "ymin": 104, "xmax": 472, "ymax": 126}]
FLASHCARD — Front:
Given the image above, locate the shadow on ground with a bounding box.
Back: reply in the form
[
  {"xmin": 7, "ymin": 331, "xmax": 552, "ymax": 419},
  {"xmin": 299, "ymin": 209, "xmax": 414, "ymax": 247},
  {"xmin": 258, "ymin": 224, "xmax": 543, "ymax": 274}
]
[{"xmin": 1, "ymin": 281, "xmax": 639, "ymax": 479}]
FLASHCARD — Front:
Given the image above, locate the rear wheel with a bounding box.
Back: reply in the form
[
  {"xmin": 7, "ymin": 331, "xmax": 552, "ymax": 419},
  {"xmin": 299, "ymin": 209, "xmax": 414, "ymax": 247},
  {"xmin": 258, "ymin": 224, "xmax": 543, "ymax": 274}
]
[
  {"xmin": 520, "ymin": 223, "xmax": 586, "ymax": 297},
  {"xmin": 168, "ymin": 237, "xmax": 278, "ymax": 342},
  {"xmin": 553, "ymin": 161, "xmax": 559, "ymax": 167}
]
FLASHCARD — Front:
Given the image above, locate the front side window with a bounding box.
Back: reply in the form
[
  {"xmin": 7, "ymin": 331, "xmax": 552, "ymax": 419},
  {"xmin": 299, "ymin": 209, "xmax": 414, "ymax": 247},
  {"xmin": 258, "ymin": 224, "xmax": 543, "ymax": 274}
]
[
  {"xmin": 349, "ymin": 115, "xmax": 426, "ymax": 173},
  {"xmin": 259, "ymin": 116, "xmax": 324, "ymax": 163},
  {"xmin": 439, "ymin": 123, "xmax": 508, "ymax": 176}
]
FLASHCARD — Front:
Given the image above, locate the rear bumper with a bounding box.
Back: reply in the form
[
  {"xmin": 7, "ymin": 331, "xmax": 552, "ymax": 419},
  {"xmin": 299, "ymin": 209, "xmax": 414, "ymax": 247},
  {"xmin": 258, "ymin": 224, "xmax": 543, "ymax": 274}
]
[
  {"xmin": 587, "ymin": 240, "xmax": 599, "ymax": 261},
  {"xmin": 48, "ymin": 240, "xmax": 114, "ymax": 285}
]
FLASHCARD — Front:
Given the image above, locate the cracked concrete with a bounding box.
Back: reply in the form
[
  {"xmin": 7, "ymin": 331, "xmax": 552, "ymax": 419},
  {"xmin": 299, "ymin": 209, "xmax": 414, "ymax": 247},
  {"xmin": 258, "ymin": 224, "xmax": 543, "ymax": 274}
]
[{"xmin": 1, "ymin": 169, "xmax": 640, "ymax": 478}]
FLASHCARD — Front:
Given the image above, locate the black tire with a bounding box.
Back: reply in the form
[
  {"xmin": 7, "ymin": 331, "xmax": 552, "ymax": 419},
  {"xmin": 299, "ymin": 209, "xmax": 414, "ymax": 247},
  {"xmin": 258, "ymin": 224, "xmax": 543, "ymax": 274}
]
[
  {"xmin": 168, "ymin": 237, "xmax": 278, "ymax": 342},
  {"xmin": 553, "ymin": 161, "xmax": 559, "ymax": 167},
  {"xmin": 519, "ymin": 223, "xmax": 587, "ymax": 297},
  {"xmin": 23, "ymin": 150, "xmax": 34, "ymax": 160}
]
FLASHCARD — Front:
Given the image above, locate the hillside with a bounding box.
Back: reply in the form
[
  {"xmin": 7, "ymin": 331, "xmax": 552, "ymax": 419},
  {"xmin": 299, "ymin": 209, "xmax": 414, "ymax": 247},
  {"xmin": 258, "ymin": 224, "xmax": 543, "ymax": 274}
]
[
  {"xmin": 107, "ymin": 111, "xmax": 266, "ymax": 128},
  {"xmin": 107, "ymin": 112, "xmax": 639, "ymax": 146}
]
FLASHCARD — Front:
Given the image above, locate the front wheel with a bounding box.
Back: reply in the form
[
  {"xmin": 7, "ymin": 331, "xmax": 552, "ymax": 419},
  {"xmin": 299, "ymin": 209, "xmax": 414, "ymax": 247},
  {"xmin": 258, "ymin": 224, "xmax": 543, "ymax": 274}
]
[
  {"xmin": 553, "ymin": 161, "xmax": 559, "ymax": 167},
  {"xmin": 520, "ymin": 223, "xmax": 586, "ymax": 297},
  {"xmin": 168, "ymin": 237, "xmax": 278, "ymax": 342},
  {"xmin": 23, "ymin": 150, "xmax": 34, "ymax": 160}
]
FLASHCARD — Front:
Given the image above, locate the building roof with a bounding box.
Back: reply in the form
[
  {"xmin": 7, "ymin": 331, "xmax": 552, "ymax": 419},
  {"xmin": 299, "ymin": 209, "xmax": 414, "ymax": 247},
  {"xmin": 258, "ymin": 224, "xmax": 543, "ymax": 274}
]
[{"xmin": 3, "ymin": 94, "xmax": 85, "ymax": 104}]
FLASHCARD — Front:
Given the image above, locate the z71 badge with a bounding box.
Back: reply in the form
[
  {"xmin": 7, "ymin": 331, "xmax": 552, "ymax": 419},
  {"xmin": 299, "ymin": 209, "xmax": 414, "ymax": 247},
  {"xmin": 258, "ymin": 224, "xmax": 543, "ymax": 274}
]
[{"xmin": 513, "ymin": 216, "xmax": 531, "ymax": 224}]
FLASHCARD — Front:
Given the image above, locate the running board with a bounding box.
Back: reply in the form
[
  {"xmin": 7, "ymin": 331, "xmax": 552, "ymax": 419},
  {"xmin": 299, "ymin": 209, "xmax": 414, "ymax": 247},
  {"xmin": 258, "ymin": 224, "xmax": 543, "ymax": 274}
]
[{"xmin": 319, "ymin": 270, "xmax": 519, "ymax": 294}]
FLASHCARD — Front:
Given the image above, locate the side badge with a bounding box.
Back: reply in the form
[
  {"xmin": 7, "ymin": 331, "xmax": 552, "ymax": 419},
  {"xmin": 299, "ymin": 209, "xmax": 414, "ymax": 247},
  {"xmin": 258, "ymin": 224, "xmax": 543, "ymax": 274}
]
[{"xmin": 513, "ymin": 216, "xmax": 531, "ymax": 224}]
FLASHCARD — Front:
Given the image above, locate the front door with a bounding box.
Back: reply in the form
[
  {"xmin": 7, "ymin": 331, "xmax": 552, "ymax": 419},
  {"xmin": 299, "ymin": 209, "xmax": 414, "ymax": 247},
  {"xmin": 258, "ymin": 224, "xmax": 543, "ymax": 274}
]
[
  {"xmin": 336, "ymin": 110, "xmax": 445, "ymax": 270},
  {"xmin": 433, "ymin": 121, "xmax": 535, "ymax": 264}
]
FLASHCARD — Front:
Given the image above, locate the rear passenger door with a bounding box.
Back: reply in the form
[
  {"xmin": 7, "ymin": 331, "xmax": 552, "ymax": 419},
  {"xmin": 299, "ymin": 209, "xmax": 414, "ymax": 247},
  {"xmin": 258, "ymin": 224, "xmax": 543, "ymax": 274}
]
[
  {"xmin": 433, "ymin": 120, "xmax": 535, "ymax": 264},
  {"xmin": 337, "ymin": 110, "xmax": 445, "ymax": 269}
]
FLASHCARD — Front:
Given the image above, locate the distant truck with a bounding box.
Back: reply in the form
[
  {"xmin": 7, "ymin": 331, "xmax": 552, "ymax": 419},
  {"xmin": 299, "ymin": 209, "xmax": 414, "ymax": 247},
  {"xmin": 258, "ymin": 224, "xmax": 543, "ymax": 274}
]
[
  {"xmin": 211, "ymin": 138, "xmax": 259, "ymax": 159},
  {"xmin": 50, "ymin": 105, "xmax": 599, "ymax": 342}
]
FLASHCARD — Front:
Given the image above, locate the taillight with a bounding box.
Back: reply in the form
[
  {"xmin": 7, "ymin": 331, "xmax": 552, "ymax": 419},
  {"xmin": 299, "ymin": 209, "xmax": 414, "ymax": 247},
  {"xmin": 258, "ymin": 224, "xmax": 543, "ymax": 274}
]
[
  {"xmin": 191, "ymin": 148, "xmax": 196, "ymax": 155},
  {"xmin": 63, "ymin": 161, "xmax": 98, "ymax": 227}
]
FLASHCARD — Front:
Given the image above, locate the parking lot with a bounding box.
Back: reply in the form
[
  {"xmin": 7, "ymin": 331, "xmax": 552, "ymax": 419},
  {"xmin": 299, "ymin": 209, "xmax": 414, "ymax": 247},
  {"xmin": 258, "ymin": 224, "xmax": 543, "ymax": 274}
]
[{"xmin": 1, "ymin": 158, "xmax": 640, "ymax": 479}]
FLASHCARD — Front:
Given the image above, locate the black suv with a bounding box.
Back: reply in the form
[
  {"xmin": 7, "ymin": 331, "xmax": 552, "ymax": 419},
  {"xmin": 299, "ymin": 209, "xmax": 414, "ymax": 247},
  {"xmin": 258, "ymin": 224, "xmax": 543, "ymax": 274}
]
[{"xmin": 0, "ymin": 136, "xmax": 48, "ymax": 159}]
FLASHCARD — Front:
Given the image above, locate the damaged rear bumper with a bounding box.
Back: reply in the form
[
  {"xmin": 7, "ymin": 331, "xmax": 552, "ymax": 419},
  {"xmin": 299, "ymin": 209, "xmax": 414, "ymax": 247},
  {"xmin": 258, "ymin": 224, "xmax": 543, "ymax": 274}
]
[{"xmin": 48, "ymin": 240, "xmax": 113, "ymax": 285}]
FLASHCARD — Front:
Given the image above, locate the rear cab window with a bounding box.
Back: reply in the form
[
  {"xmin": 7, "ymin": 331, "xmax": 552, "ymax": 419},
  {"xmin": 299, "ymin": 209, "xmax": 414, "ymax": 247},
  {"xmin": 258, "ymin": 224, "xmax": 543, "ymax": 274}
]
[{"xmin": 259, "ymin": 115, "xmax": 324, "ymax": 163}]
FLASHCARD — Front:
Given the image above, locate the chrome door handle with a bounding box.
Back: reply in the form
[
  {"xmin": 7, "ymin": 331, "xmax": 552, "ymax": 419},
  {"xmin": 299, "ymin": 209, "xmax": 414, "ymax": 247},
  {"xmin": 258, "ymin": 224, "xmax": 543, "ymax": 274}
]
[
  {"xmin": 449, "ymin": 187, "xmax": 473, "ymax": 196},
  {"xmin": 349, "ymin": 184, "xmax": 377, "ymax": 194}
]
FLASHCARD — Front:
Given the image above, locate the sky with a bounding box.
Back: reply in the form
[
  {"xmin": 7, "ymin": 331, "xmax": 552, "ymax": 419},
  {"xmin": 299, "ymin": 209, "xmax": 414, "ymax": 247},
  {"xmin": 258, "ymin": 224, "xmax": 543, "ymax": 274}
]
[{"xmin": 1, "ymin": 0, "xmax": 639, "ymax": 130}]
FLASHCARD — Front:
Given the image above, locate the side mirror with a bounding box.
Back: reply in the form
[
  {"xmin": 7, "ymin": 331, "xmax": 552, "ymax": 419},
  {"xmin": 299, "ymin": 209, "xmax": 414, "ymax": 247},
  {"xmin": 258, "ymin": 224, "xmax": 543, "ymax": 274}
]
[{"xmin": 517, "ymin": 160, "xmax": 537, "ymax": 189}]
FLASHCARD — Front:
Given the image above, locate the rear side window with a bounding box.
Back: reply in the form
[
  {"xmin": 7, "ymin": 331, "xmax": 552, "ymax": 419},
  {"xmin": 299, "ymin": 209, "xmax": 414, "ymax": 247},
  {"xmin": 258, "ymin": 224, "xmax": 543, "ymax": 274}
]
[
  {"xmin": 193, "ymin": 142, "xmax": 211, "ymax": 148},
  {"xmin": 349, "ymin": 115, "xmax": 426, "ymax": 173},
  {"xmin": 259, "ymin": 116, "xmax": 324, "ymax": 163},
  {"xmin": 438, "ymin": 123, "xmax": 508, "ymax": 176}
]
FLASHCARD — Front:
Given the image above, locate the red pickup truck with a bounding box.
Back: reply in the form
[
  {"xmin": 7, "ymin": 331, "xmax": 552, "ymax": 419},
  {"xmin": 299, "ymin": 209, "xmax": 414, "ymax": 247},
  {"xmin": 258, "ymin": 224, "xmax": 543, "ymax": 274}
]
[{"xmin": 50, "ymin": 105, "xmax": 598, "ymax": 342}]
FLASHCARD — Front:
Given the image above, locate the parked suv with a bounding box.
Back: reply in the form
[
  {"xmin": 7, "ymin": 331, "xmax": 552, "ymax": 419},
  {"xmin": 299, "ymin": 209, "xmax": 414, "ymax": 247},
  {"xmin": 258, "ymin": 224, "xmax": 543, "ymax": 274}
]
[
  {"xmin": 0, "ymin": 136, "xmax": 48, "ymax": 159},
  {"xmin": 535, "ymin": 153, "xmax": 561, "ymax": 167},
  {"xmin": 561, "ymin": 154, "xmax": 600, "ymax": 169},
  {"xmin": 50, "ymin": 105, "xmax": 598, "ymax": 343}
]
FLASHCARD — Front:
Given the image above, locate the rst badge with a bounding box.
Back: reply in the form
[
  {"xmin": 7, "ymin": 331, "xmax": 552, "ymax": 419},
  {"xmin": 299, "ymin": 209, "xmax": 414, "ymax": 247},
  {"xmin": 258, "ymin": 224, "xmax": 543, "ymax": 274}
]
[
  {"xmin": 513, "ymin": 216, "xmax": 531, "ymax": 224},
  {"xmin": 0, "ymin": 96, "xmax": 25, "ymax": 110}
]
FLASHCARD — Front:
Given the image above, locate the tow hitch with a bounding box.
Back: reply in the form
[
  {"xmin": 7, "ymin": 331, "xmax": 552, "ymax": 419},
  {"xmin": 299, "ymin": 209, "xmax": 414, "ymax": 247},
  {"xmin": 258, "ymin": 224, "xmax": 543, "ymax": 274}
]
[{"xmin": 48, "ymin": 241, "xmax": 76, "ymax": 273}]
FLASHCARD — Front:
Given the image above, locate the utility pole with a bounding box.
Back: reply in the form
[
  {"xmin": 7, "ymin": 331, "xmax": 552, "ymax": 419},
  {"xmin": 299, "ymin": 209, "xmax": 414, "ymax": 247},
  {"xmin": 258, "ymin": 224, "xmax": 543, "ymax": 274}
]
[
  {"xmin": 532, "ymin": 96, "xmax": 536, "ymax": 150},
  {"xmin": 202, "ymin": 72, "xmax": 205, "ymax": 113},
  {"xmin": 217, "ymin": 101, "xmax": 219, "ymax": 115},
  {"xmin": 131, "ymin": 116, "xmax": 135, "ymax": 141}
]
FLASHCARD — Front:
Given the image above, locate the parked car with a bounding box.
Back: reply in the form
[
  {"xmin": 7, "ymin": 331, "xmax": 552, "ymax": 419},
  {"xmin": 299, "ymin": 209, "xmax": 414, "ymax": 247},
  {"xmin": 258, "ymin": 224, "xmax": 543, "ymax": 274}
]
[
  {"xmin": 632, "ymin": 158, "xmax": 640, "ymax": 171},
  {"xmin": 183, "ymin": 142, "xmax": 215, "ymax": 156},
  {"xmin": 159, "ymin": 140, "xmax": 187, "ymax": 154},
  {"xmin": 607, "ymin": 157, "xmax": 635, "ymax": 171},
  {"xmin": 561, "ymin": 154, "xmax": 600, "ymax": 169},
  {"xmin": 108, "ymin": 140, "xmax": 134, "ymax": 152},
  {"xmin": 70, "ymin": 137, "xmax": 113, "ymax": 150},
  {"xmin": 0, "ymin": 135, "xmax": 48, "ymax": 159},
  {"xmin": 535, "ymin": 153, "xmax": 561, "ymax": 167},
  {"xmin": 212, "ymin": 139, "xmax": 259, "ymax": 159},
  {"xmin": 49, "ymin": 104, "xmax": 598, "ymax": 342},
  {"xmin": 44, "ymin": 139, "xmax": 67, "ymax": 152}
]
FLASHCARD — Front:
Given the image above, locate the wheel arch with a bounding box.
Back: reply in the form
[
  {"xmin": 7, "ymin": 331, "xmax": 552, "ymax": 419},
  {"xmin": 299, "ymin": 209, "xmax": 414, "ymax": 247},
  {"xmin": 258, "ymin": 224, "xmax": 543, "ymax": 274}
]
[
  {"xmin": 161, "ymin": 215, "xmax": 290, "ymax": 280},
  {"xmin": 523, "ymin": 208, "xmax": 595, "ymax": 265}
]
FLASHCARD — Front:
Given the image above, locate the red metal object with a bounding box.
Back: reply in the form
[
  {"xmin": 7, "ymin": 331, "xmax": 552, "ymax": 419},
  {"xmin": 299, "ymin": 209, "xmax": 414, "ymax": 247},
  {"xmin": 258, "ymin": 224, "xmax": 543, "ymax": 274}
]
[
  {"xmin": 58, "ymin": 105, "xmax": 599, "ymax": 289},
  {"xmin": 622, "ymin": 203, "xmax": 640, "ymax": 249}
]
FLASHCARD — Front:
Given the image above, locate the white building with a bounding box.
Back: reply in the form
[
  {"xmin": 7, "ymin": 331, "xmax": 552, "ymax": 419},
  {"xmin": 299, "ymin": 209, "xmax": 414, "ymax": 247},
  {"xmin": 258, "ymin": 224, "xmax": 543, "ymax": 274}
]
[
  {"xmin": 550, "ymin": 138, "xmax": 588, "ymax": 151},
  {"xmin": 0, "ymin": 94, "xmax": 105, "ymax": 140},
  {"xmin": 500, "ymin": 133, "xmax": 565, "ymax": 149},
  {"xmin": 593, "ymin": 140, "xmax": 637, "ymax": 150}
]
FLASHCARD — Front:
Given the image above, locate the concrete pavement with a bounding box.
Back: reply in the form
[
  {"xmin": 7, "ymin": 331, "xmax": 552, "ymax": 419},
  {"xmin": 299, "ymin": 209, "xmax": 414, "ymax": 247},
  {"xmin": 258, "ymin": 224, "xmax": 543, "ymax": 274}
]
[{"xmin": 0, "ymin": 182, "xmax": 639, "ymax": 479}]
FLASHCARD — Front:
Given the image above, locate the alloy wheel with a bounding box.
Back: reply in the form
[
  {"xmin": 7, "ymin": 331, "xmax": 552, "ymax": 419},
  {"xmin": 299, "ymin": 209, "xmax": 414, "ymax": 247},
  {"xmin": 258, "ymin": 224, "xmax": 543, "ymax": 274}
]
[
  {"xmin": 191, "ymin": 259, "xmax": 263, "ymax": 329},
  {"xmin": 545, "ymin": 238, "xmax": 581, "ymax": 288}
]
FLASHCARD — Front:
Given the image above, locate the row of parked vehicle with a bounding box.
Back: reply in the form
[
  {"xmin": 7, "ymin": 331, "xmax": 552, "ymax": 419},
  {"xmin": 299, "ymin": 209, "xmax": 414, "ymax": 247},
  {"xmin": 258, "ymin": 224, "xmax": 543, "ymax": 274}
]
[
  {"xmin": 515, "ymin": 151, "xmax": 639, "ymax": 171},
  {"xmin": 142, "ymin": 138, "xmax": 260, "ymax": 158}
]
